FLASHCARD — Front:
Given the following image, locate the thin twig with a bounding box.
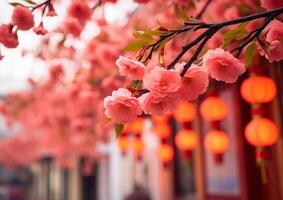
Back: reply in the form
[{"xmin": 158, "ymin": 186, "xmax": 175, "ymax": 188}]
[
  {"xmin": 180, "ymin": 28, "xmax": 218, "ymax": 77},
  {"xmin": 195, "ymin": 0, "xmax": 212, "ymax": 20},
  {"xmin": 32, "ymin": 0, "xmax": 51, "ymax": 11}
]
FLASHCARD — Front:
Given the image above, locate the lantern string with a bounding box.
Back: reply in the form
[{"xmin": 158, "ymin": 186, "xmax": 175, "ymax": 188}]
[{"xmin": 259, "ymin": 161, "xmax": 268, "ymax": 184}]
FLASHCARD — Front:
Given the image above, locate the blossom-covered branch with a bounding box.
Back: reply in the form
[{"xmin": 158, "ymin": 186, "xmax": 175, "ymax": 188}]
[{"xmin": 159, "ymin": 7, "xmax": 283, "ymax": 75}]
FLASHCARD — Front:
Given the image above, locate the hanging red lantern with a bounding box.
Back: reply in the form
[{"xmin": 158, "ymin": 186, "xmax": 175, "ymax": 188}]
[
  {"xmin": 153, "ymin": 122, "xmax": 171, "ymax": 139},
  {"xmin": 200, "ymin": 97, "xmax": 227, "ymax": 121},
  {"xmin": 158, "ymin": 144, "xmax": 174, "ymax": 164},
  {"xmin": 245, "ymin": 118, "xmax": 279, "ymax": 184},
  {"xmin": 241, "ymin": 76, "xmax": 277, "ymax": 104},
  {"xmin": 245, "ymin": 118, "xmax": 279, "ymax": 147},
  {"xmin": 204, "ymin": 130, "xmax": 229, "ymax": 164},
  {"xmin": 133, "ymin": 138, "xmax": 145, "ymax": 161},
  {"xmin": 174, "ymin": 101, "xmax": 196, "ymax": 122},
  {"xmin": 152, "ymin": 115, "xmax": 169, "ymax": 124},
  {"xmin": 118, "ymin": 136, "xmax": 129, "ymax": 156},
  {"xmin": 131, "ymin": 118, "xmax": 144, "ymax": 135},
  {"xmin": 175, "ymin": 129, "xmax": 198, "ymax": 159}
]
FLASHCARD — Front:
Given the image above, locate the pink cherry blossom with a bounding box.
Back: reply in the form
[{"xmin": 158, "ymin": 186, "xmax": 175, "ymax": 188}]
[
  {"xmin": 33, "ymin": 22, "xmax": 48, "ymax": 35},
  {"xmin": 259, "ymin": 20, "xmax": 283, "ymax": 62},
  {"xmin": 116, "ymin": 56, "xmax": 146, "ymax": 80},
  {"xmin": 47, "ymin": 3, "xmax": 57, "ymax": 17},
  {"xmin": 12, "ymin": 6, "xmax": 34, "ymax": 31},
  {"xmin": 0, "ymin": 24, "xmax": 18, "ymax": 48},
  {"xmin": 261, "ymin": 0, "xmax": 283, "ymax": 9},
  {"xmin": 266, "ymin": 20, "xmax": 283, "ymax": 43},
  {"xmin": 224, "ymin": 6, "xmax": 239, "ymax": 20},
  {"xmin": 267, "ymin": 41, "xmax": 283, "ymax": 62},
  {"xmin": 259, "ymin": 40, "xmax": 283, "ymax": 62},
  {"xmin": 63, "ymin": 18, "xmax": 84, "ymax": 37},
  {"xmin": 176, "ymin": 63, "xmax": 209, "ymax": 101},
  {"xmin": 68, "ymin": 0, "xmax": 92, "ymax": 23},
  {"xmin": 104, "ymin": 88, "xmax": 141, "ymax": 123},
  {"xmin": 143, "ymin": 67, "xmax": 182, "ymax": 97},
  {"xmin": 203, "ymin": 48, "xmax": 245, "ymax": 83},
  {"xmin": 139, "ymin": 92, "xmax": 180, "ymax": 116}
]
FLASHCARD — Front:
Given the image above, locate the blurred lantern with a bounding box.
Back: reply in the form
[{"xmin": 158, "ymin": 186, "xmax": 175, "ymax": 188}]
[
  {"xmin": 200, "ymin": 97, "xmax": 227, "ymax": 121},
  {"xmin": 244, "ymin": 118, "xmax": 279, "ymax": 184},
  {"xmin": 133, "ymin": 138, "xmax": 145, "ymax": 161},
  {"xmin": 204, "ymin": 130, "xmax": 229, "ymax": 164},
  {"xmin": 118, "ymin": 125, "xmax": 131, "ymax": 156},
  {"xmin": 153, "ymin": 122, "xmax": 171, "ymax": 139},
  {"xmin": 175, "ymin": 129, "xmax": 198, "ymax": 159},
  {"xmin": 131, "ymin": 118, "xmax": 144, "ymax": 135},
  {"xmin": 123, "ymin": 124, "xmax": 132, "ymax": 134},
  {"xmin": 174, "ymin": 101, "xmax": 196, "ymax": 122},
  {"xmin": 245, "ymin": 118, "xmax": 279, "ymax": 147},
  {"xmin": 241, "ymin": 76, "xmax": 277, "ymax": 104},
  {"xmin": 158, "ymin": 144, "xmax": 174, "ymax": 166},
  {"xmin": 118, "ymin": 135, "xmax": 129, "ymax": 156},
  {"xmin": 241, "ymin": 72, "xmax": 278, "ymax": 184},
  {"xmin": 152, "ymin": 115, "xmax": 169, "ymax": 124},
  {"xmin": 174, "ymin": 101, "xmax": 198, "ymax": 159},
  {"xmin": 201, "ymin": 95, "xmax": 228, "ymax": 164}
]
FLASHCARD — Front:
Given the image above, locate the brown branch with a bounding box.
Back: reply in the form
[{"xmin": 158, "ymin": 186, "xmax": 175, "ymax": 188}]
[
  {"xmin": 32, "ymin": 0, "xmax": 51, "ymax": 11},
  {"xmin": 166, "ymin": 6, "xmax": 283, "ymax": 76},
  {"xmin": 195, "ymin": 0, "xmax": 212, "ymax": 20}
]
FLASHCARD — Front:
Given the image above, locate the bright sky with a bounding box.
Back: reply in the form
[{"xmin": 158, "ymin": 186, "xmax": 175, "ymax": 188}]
[{"xmin": 0, "ymin": 0, "xmax": 137, "ymax": 95}]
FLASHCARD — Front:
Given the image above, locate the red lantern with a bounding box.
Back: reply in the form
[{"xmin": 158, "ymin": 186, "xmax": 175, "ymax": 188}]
[
  {"xmin": 131, "ymin": 118, "xmax": 144, "ymax": 135},
  {"xmin": 241, "ymin": 76, "xmax": 277, "ymax": 104},
  {"xmin": 153, "ymin": 122, "xmax": 171, "ymax": 139},
  {"xmin": 200, "ymin": 97, "xmax": 227, "ymax": 121},
  {"xmin": 245, "ymin": 118, "xmax": 279, "ymax": 183},
  {"xmin": 175, "ymin": 129, "xmax": 198, "ymax": 159},
  {"xmin": 118, "ymin": 136, "xmax": 129, "ymax": 156},
  {"xmin": 152, "ymin": 115, "xmax": 169, "ymax": 124},
  {"xmin": 174, "ymin": 101, "xmax": 196, "ymax": 122},
  {"xmin": 245, "ymin": 118, "xmax": 279, "ymax": 147},
  {"xmin": 133, "ymin": 138, "xmax": 145, "ymax": 161},
  {"xmin": 158, "ymin": 144, "xmax": 174, "ymax": 163},
  {"xmin": 204, "ymin": 130, "xmax": 229, "ymax": 163}
]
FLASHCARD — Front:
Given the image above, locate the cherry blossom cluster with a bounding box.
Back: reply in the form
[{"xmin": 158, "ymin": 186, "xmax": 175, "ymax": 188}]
[{"xmin": 104, "ymin": 48, "xmax": 245, "ymax": 123}]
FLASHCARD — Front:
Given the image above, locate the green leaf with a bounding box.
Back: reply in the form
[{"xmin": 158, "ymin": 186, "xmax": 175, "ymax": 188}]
[
  {"xmin": 175, "ymin": 6, "xmax": 192, "ymax": 22},
  {"xmin": 130, "ymin": 80, "xmax": 142, "ymax": 90},
  {"xmin": 222, "ymin": 23, "xmax": 248, "ymax": 48},
  {"xmin": 147, "ymin": 28, "xmax": 165, "ymax": 36},
  {"xmin": 9, "ymin": 2, "xmax": 25, "ymax": 7},
  {"xmin": 115, "ymin": 123, "xmax": 124, "ymax": 137},
  {"xmin": 24, "ymin": 0, "xmax": 36, "ymax": 5},
  {"xmin": 245, "ymin": 42, "xmax": 257, "ymax": 66},
  {"xmin": 133, "ymin": 31, "xmax": 153, "ymax": 41},
  {"xmin": 124, "ymin": 40, "xmax": 151, "ymax": 51}
]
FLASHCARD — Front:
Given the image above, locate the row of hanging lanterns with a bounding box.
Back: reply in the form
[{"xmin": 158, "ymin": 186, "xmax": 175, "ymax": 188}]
[
  {"xmin": 174, "ymin": 102, "xmax": 198, "ymax": 159},
  {"xmin": 117, "ymin": 70, "xmax": 279, "ymax": 174},
  {"xmin": 240, "ymin": 69, "xmax": 279, "ymax": 183},
  {"xmin": 200, "ymin": 96, "xmax": 230, "ymax": 164},
  {"xmin": 117, "ymin": 118, "xmax": 145, "ymax": 161},
  {"xmin": 152, "ymin": 115, "xmax": 174, "ymax": 167}
]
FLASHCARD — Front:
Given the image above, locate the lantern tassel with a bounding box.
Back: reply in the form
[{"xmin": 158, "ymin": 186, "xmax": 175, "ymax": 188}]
[{"xmin": 259, "ymin": 161, "xmax": 267, "ymax": 184}]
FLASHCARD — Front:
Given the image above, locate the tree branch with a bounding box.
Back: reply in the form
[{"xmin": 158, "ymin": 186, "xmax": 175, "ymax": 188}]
[
  {"xmin": 166, "ymin": 7, "xmax": 283, "ymax": 75},
  {"xmin": 32, "ymin": 0, "xmax": 51, "ymax": 11},
  {"xmin": 195, "ymin": 0, "xmax": 212, "ymax": 20}
]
